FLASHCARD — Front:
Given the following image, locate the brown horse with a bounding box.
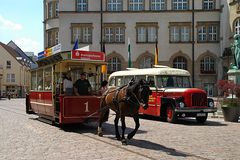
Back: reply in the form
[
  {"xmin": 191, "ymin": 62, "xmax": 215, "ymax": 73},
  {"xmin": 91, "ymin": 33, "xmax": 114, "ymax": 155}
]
[{"xmin": 97, "ymin": 79, "xmax": 151, "ymax": 145}]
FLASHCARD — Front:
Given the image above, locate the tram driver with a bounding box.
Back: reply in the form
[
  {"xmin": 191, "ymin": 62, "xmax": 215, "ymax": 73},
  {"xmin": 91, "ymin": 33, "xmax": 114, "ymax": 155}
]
[{"xmin": 74, "ymin": 72, "xmax": 92, "ymax": 96}]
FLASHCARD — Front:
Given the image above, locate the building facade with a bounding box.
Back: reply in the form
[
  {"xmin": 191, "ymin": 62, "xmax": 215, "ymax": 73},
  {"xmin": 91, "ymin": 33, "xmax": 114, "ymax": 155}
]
[
  {"xmin": 43, "ymin": 0, "xmax": 231, "ymax": 96},
  {"xmin": 0, "ymin": 42, "xmax": 33, "ymax": 98}
]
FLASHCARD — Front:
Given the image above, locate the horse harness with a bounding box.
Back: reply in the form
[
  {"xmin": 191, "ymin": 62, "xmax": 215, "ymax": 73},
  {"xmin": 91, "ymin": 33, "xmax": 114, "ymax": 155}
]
[{"xmin": 111, "ymin": 84, "xmax": 142, "ymax": 113}]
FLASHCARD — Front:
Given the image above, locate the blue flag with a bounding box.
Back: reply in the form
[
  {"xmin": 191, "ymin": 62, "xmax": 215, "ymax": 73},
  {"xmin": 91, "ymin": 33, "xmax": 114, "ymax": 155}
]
[{"xmin": 72, "ymin": 39, "xmax": 79, "ymax": 50}]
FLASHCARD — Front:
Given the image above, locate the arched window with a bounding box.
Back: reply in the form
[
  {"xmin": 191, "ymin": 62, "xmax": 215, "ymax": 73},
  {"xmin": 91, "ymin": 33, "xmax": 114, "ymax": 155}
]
[
  {"xmin": 139, "ymin": 56, "xmax": 153, "ymax": 68},
  {"xmin": 173, "ymin": 56, "xmax": 187, "ymax": 70},
  {"xmin": 107, "ymin": 57, "xmax": 121, "ymax": 73},
  {"xmin": 234, "ymin": 18, "xmax": 240, "ymax": 35},
  {"xmin": 200, "ymin": 56, "xmax": 215, "ymax": 74}
]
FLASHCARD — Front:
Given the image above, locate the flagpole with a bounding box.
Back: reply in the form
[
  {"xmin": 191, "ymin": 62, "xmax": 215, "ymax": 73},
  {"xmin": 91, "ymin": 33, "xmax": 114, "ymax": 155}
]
[
  {"xmin": 128, "ymin": 38, "xmax": 131, "ymax": 68},
  {"xmin": 100, "ymin": 0, "xmax": 104, "ymax": 82},
  {"xmin": 192, "ymin": 0, "xmax": 195, "ymax": 87},
  {"xmin": 155, "ymin": 36, "xmax": 158, "ymax": 65}
]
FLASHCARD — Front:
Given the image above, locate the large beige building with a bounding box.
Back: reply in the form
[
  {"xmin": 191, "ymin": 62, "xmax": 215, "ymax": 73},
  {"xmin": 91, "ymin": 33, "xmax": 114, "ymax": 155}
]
[
  {"xmin": 43, "ymin": 0, "xmax": 236, "ymax": 96},
  {"xmin": 0, "ymin": 42, "xmax": 33, "ymax": 98}
]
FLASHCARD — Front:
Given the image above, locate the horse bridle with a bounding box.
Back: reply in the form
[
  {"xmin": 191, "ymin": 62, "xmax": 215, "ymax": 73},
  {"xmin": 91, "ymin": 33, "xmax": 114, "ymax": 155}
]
[{"xmin": 128, "ymin": 84, "xmax": 149, "ymax": 109}]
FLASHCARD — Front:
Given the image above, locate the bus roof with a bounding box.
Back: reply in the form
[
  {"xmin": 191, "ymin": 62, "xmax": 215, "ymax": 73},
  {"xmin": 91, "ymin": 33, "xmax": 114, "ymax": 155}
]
[{"xmin": 109, "ymin": 67, "xmax": 190, "ymax": 78}]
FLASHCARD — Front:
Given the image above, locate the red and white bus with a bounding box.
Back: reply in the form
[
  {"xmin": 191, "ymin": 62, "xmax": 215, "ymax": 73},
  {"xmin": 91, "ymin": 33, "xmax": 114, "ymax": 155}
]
[
  {"xmin": 108, "ymin": 65, "xmax": 217, "ymax": 123},
  {"xmin": 26, "ymin": 50, "xmax": 106, "ymax": 124}
]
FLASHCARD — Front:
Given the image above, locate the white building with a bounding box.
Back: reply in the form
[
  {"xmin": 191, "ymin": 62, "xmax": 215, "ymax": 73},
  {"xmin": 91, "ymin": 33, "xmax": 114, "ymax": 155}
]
[{"xmin": 43, "ymin": 0, "xmax": 234, "ymax": 96}]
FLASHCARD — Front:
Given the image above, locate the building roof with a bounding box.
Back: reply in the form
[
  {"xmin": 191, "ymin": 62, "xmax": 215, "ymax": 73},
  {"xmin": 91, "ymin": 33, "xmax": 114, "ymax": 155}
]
[
  {"xmin": 0, "ymin": 42, "xmax": 23, "ymax": 66},
  {"xmin": 7, "ymin": 41, "xmax": 37, "ymax": 69}
]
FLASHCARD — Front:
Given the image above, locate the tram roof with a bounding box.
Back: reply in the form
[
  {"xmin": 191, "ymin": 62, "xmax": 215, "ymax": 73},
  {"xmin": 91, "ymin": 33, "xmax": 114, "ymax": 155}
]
[
  {"xmin": 36, "ymin": 51, "xmax": 106, "ymax": 67},
  {"xmin": 109, "ymin": 66, "xmax": 190, "ymax": 78}
]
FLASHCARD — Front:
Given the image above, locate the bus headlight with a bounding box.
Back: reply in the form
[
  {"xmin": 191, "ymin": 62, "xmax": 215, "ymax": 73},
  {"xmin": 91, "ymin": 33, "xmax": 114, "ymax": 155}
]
[
  {"xmin": 179, "ymin": 102, "xmax": 185, "ymax": 108},
  {"xmin": 209, "ymin": 101, "xmax": 214, "ymax": 107}
]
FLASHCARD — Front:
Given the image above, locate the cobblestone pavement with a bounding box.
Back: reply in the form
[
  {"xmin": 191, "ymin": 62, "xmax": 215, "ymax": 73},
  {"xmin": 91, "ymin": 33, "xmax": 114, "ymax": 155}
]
[{"xmin": 0, "ymin": 98, "xmax": 240, "ymax": 160}]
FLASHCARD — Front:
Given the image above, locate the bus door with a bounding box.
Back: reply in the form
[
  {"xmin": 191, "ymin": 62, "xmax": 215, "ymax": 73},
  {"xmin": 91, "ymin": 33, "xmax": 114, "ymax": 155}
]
[{"xmin": 140, "ymin": 76, "xmax": 160, "ymax": 116}]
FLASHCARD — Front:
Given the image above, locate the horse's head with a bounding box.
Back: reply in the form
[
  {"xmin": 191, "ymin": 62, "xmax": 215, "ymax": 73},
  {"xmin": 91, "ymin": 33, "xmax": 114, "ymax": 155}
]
[{"xmin": 137, "ymin": 79, "xmax": 152, "ymax": 110}]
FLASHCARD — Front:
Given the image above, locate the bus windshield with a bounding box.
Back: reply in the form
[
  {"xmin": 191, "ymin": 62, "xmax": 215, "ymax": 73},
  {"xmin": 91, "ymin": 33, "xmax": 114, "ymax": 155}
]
[{"xmin": 156, "ymin": 76, "xmax": 191, "ymax": 88}]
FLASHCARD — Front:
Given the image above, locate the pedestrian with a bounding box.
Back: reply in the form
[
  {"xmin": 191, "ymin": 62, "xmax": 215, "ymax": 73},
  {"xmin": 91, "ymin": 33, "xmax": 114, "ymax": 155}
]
[
  {"xmin": 99, "ymin": 80, "xmax": 108, "ymax": 95},
  {"xmin": 74, "ymin": 72, "xmax": 92, "ymax": 96},
  {"xmin": 63, "ymin": 73, "xmax": 73, "ymax": 96},
  {"xmin": 7, "ymin": 91, "xmax": 11, "ymax": 100}
]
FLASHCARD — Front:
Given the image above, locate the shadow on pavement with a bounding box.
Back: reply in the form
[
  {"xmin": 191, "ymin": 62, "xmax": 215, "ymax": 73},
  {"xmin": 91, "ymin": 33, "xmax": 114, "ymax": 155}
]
[
  {"xmin": 60, "ymin": 122, "xmax": 147, "ymax": 136},
  {"xmin": 128, "ymin": 139, "xmax": 190, "ymax": 158},
  {"xmin": 140, "ymin": 115, "xmax": 227, "ymax": 126}
]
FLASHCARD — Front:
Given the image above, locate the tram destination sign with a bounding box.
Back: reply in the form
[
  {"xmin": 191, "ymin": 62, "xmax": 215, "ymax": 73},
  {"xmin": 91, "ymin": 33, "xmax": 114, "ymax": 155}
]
[{"xmin": 71, "ymin": 50, "xmax": 105, "ymax": 61}]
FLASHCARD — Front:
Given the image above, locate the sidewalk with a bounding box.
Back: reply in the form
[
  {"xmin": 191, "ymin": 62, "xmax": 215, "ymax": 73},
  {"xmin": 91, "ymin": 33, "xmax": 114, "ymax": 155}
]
[{"xmin": 209, "ymin": 97, "xmax": 224, "ymax": 118}]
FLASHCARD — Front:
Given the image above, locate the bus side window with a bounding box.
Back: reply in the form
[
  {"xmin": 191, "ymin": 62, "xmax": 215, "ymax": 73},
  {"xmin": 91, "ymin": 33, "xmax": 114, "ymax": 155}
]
[
  {"xmin": 124, "ymin": 76, "xmax": 134, "ymax": 85},
  {"xmin": 109, "ymin": 78, "xmax": 116, "ymax": 87},
  {"xmin": 147, "ymin": 76, "xmax": 155, "ymax": 87},
  {"xmin": 135, "ymin": 75, "xmax": 146, "ymax": 81},
  {"xmin": 116, "ymin": 76, "xmax": 123, "ymax": 87}
]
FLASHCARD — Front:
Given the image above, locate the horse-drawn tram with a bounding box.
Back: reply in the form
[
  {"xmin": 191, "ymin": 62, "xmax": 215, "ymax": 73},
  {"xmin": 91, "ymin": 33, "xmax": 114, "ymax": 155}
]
[{"xmin": 26, "ymin": 50, "xmax": 106, "ymax": 124}]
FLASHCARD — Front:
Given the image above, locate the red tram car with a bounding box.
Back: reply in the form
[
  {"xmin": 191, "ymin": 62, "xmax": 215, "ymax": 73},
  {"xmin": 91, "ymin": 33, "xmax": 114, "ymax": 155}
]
[{"xmin": 26, "ymin": 50, "xmax": 106, "ymax": 124}]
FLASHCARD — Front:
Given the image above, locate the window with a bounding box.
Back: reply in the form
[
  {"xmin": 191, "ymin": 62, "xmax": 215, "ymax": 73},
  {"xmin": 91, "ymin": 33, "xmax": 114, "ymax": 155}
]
[
  {"xmin": 6, "ymin": 74, "xmax": 15, "ymax": 83},
  {"xmin": 203, "ymin": 0, "xmax": 215, "ymax": 10},
  {"xmin": 47, "ymin": 28, "xmax": 59, "ymax": 47},
  {"xmin": 6, "ymin": 61, "xmax": 11, "ymax": 69},
  {"xmin": 71, "ymin": 24, "xmax": 92, "ymax": 43},
  {"xmin": 204, "ymin": 83, "xmax": 214, "ymax": 97},
  {"xmin": 37, "ymin": 69, "xmax": 43, "ymax": 91},
  {"xmin": 136, "ymin": 23, "xmax": 158, "ymax": 43},
  {"xmin": 47, "ymin": 1, "xmax": 59, "ymax": 19},
  {"xmin": 173, "ymin": 56, "xmax": 187, "ymax": 70},
  {"xmin": 197, "ymin": 22, "xmax": 219, "ymax": 42},
  {"xmin": 129, "ymin": 0, "xmax": 144, "ymax": 11},
  {"xmin": 200, "ymin": 56, "xmax": 215, "ymax": 74},
  {"xmin": 139, "ymin": 56, "xmax": 153, "ymax": 68},
  {"xmin": 150, "ymin": 0, "xmax": 166, "ymax": 10},
  {"xmin": 107, "ymin": 0, "xmax": 123, "ymax": 11},
  {"xmin": 237, "ymin": 2, "xmax": 240, "ymax": 12},
  {"xmin": 169, "ymin": 23, "xmax": 191, "ymax": 42},
  {"xmin": 104, "ymin": 24, "xmax": 125, "ymax": 43},
  {"xmin": 107, "ymin": 57, "xmax": 121, "ymax": 73},
  {"xmin": 31, "ymin": 71, "xmax": 37, "ymax": 90},
  {"xmin": 76, "ymin": 0, "xmax": 88, "ymax": 11},
  {"xmin": 156, "ymin": 75, "xmax": 191, "ymax": 88},
  {"xmin": 234, "ymin": 18, "xmax": 240, "ymax": 35},
  {"xmin": 44, "ymin": 67, "xmax": 52, "ymax": 91},
  {"xmin": 172, "ymin": 0, "xmax": 189, "ymax": 10},
  {"xmin": 55, "ymin": 1, "xmax": 59, "ymax": 17}
]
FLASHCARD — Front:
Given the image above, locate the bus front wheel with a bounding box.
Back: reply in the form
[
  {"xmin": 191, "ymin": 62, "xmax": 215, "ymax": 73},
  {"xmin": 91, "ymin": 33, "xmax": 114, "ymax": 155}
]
[{"xmin": 166, "ymin": 105, "xmax": 177, "ymax": 123}]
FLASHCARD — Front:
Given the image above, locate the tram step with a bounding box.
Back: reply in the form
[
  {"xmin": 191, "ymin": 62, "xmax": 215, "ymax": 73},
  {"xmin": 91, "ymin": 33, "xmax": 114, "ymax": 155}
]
[{"xmin": 38, "ymin": 117, "xmax": 54, "ymax": 125}]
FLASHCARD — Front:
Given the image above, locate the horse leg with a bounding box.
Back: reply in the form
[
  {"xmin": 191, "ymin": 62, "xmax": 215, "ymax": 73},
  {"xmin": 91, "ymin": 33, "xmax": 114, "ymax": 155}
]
[
  {"xmin": 127, "ymin": 114, "xmax": 140, "ymax": 140},
  {"xmin": 114, "ymin": 113, "xmax": 121, "ymax": 140},
  {"xmin": 97, "ymin": 107, "xmax": 107, "ymax": 137},
  {"xmin": 120, "ymin": 115, "xmax": 127, "ymax": 145}
]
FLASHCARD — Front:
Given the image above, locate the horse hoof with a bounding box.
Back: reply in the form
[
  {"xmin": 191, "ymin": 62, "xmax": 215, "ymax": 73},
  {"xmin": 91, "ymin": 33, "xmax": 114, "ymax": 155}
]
[
  {"xmin": 116, "ymin": 136, "xmax": 121, "ymax": 140},
  {"xmin": 98, "ymin": 132, "xmax": 103, "ymax": 137},
  {"xmin": 127, "ymin": 134, "xmax": 133, "ymax": 140},
  {"xmin": 121, "ymin": 139, "xmax": 127, "ymax": 145}
]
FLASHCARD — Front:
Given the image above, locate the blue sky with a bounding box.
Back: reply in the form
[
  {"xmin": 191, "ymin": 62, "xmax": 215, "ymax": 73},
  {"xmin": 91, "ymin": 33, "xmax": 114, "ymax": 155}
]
[{"xmin": 0, "ymin": 0, "xmax": 43, "ymax": 55}]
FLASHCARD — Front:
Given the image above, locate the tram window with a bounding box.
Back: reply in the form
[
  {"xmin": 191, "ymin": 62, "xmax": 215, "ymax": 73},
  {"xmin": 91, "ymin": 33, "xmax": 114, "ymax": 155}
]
[
  {"xmin": 37, "ymin": 69, "xmax": 43, "ymax": 91},
  {"xmin": 88, "ymin": 76, "xmax": 96, "ymax": 91},
  {"xmin": 44, "ymin": 67, "xmax": 52, "ymax": 91},
  {"xmin": 31, "ymin": 71, "xmax": 37, "ymax": 90}
]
